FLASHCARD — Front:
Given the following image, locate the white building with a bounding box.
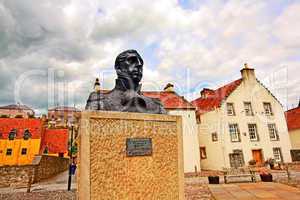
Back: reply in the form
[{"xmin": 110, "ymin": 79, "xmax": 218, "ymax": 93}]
[
  {"xmin": 143, "ymin": 84, "xmax": 201, "ymax": 173},
  {"xmin": 191, "ymin": 64, "xmax": 292, "ymax": 170}
]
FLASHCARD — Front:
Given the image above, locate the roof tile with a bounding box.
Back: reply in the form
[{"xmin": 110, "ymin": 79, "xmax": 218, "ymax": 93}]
[
  {"xmin": 0, "ymin": 118, "xmax": 42, "ymax": 139},
  {"xmin": 41, "ymin": 129, "xmax": 68, "ymax": 154},
  {"xmin": 142, "ymin": 91, "xmax": 195, "ymax": 109}
]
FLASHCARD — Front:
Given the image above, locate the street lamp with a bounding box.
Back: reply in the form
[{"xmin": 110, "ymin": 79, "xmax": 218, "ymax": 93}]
[{"xmin": 67, "ymin": 123, "xmax": 74, "ymax": 191}]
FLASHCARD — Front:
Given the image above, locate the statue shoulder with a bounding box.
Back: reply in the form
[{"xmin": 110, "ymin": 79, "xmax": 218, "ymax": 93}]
[{"xmin": 144, "ymin": 96, "xmax": 167, "ymax": 114}]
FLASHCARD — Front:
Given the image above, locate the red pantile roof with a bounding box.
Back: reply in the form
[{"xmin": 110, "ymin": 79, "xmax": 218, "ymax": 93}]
[
  {"xmin": 41, "ymin": 129, "xmax": 68, "ymax": 154},
  {"xmin": 0, "ymin": 118, "xmax": 42, "ymax": 139},
  {"xmin": 142, "ymin": 91, "xmax": 195, "ymax": 109},
  {"xmin": 191, "ymin": 79, "xmax": 243, "ymax": 114},
  {"xmin": 285, "ymin": 107, "xmax": 300, "ymax": 131}
]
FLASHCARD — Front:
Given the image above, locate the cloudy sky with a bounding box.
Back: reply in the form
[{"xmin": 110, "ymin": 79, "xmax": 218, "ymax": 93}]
[{"xmin": 0, "ymin": 0, "xmax": 299, "ymax": 115}]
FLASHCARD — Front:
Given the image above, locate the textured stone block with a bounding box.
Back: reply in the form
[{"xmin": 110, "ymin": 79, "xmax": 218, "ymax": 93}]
[{"xmin": 78, "ymin": 111, "xmax": 184, "ymax": 200}]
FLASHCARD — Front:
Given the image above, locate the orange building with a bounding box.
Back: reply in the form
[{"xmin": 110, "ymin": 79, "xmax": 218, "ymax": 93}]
[
  {"xmin": 40, "ymin": 129, "xmax": 68, "ymax": 157},
  {"xmin": 0, "ymin": 118, "xmax": 42, "ymax": 166}
]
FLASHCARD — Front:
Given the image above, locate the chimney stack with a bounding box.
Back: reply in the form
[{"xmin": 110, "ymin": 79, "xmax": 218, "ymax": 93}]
[
  {"xmin": 94, "ymin": 78, "xmax": 100, "ymax": 92},
  {"xmin": 164, "ymin": 83, "xmax": 174, "ymax": 92},
  {"xmin": 200, "ymin": 88, "xmax": 215, "ymax": 98},
  {"xmin": 240, "ymin": 63, "xmax": 255, "ymax": 82}
]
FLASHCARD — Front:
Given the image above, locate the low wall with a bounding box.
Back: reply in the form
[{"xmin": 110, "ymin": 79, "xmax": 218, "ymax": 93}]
[
  {"xmin": 0, "ymin": 155, "xmax": 69, "ymax": 188},
  {"xmin": 286, "ymin": 162, "xmax": 300, "ymax": 171},
  {"xmin": 0, "ymin": 165, "xmax": 35, "ymax": 188},
  {"xmin": 34, "ymin": 155, "xmax": 69, "ymax": 182}
]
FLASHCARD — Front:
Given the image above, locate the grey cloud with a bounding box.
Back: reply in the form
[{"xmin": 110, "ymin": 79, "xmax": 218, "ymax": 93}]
[{"xmin": 0, "ymin": 0, "xmax": 299, "ymax": 114}]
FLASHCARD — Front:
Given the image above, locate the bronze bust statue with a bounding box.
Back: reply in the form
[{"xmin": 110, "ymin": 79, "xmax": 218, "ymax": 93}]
[{"xmin": 85, "ymin": 50, "xmax": 167, "ymax": 114}]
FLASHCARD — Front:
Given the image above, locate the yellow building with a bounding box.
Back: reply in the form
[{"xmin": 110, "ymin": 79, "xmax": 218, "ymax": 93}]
[{"xmin": 0, "ymin": 118, "xmax": 42, "ymax": 166}]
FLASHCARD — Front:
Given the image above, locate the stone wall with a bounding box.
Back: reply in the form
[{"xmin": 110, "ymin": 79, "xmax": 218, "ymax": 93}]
[
  {"xmin": 0, "ymin": 155, "xmax": 69, "ymax": 188},
  {"xmin": 0, "ymin": 165, "xmax": 35, "ymax": 188},
  {"xmin": 34, "ymin": 155, "xmax": 69, "ymax": 182}
]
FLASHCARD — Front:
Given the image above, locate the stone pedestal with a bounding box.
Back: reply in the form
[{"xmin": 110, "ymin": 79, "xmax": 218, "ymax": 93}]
[{"xmin": 78, "ymin": 111, "xmax": 184, "ymax": 200}]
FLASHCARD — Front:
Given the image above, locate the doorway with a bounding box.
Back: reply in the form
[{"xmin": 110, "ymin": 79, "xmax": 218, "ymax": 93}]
[{"xmin": 252, "ymin": 149, "xmax": 263, "ymax": 165}]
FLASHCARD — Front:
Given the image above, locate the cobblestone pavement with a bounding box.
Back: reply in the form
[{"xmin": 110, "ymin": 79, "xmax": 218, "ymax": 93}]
[
  {"xmin": 0, "ymin": 190, "xmax": 76, "ymax": 200},
  {"xmin": 209, "ymin": 182, "xmax": 300, "ymax": 200},
  {"xmin": 185, "ymin": 182, "xmax": 214, "ymax": 200},
  {"xmin": 0, "ymin": 173, "xmax": 214, "ymax": 200},
  {"xmin": 0, "ymin": 184, "xmax": 214, "ymax": 200},
  {"xmin": 2, "ymin": 170, "xmax": 300, "ymax": 200}
]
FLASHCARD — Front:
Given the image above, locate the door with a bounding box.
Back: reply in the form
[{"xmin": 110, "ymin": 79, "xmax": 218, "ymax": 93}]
[
  {"xmin": 229, "ymin": 150, "xmax": 245, "ymax": 168},
  {"xmin": 252, "ymin": 149, "xmax": 263, "ymax": 165}
]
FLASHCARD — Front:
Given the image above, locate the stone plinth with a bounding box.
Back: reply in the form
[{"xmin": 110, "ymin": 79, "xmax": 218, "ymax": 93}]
[{"xmin": 78, "ymin": 111, "xmax": 184, "ymax": 200}]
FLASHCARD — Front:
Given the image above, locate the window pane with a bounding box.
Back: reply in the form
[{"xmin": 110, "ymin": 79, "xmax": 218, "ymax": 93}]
[
  {"xmin": 212, "ymin": 132, "xmax": 218, "ymax": 141},
  {"xmin": 6, "ymin": 149, "xmax": 12, "ymax": 156},
  {"xmin": 200, "ymin": 147, "xmax": 207, "ymax": 159},
  {"xmin": 264, "ymin": 103, "xmax": 272, "ymax": 115},
  {"xmin": 21, "ymin": 148, "xmax": 27, "ymax": 155},
  {"xmin": 273, "ymin": 148, "xmax": 282, "ymax": 162},
  {"xmin": 248, "ymin": 124, "xmax": 258, "ymax": 141},
  {"xmin": 244, "ymin": 102, "xmax": 253, "ymax": 116},
  {"xmin": 227, "ymin": 103, "xmax": 235, "ymax": 116},
  {"xmin": 268, "ymin": 124, "xmax": 278, "ymax": 140},
  {"xmin": 229, "ymin": 124, "xmax": 240, "ymax": 142}
]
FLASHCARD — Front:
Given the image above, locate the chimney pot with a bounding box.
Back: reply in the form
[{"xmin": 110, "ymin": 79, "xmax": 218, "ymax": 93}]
[{"xmin": 164, "ymin": 83, "xmax": 174, "ymax": 92}]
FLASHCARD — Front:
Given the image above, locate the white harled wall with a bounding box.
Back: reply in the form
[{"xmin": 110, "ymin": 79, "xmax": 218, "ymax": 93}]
[{"xmin": 168, "ymin": 109, "xmax": 201, "ymax": 173}]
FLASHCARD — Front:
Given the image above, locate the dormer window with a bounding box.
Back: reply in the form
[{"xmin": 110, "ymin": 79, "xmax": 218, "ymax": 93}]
[
  {"xmin": 227, "ymin": 103, "xmax": 235, "ymax": 116},
  {"xmin": 263, "ymin": 102, "xmax": 273, "ymax": 115},
  {"xmin": 23, "ymin": 129, "xmax": 32, "ymax": 140},
  {"xmin": 8, "ymin": 129, "xmax": 17, "ymax": 140}
]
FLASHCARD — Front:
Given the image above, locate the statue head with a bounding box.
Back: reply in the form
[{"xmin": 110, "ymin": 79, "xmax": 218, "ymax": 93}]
[{"xmin": 114, "ymin": 50, "xmax": 143, "ymax": 84}]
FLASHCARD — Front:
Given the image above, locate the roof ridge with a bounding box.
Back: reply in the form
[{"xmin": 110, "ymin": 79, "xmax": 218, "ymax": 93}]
[
  {"xmin": 191, "ymin": 78, "xmax": 243, "ymax": 114},
  {"xmin": 286, "ymin": 106, "xmax": 300, "ymax": 113}
]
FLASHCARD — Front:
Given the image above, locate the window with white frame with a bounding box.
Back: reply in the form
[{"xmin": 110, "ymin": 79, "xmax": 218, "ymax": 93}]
[
  {"xmin": 229, "ymin": 124, "xmax": 240, "ymax": 142},
  {"xmin": 263, "ymin": 102, "xmax": 273, "ymax": 115},
  {"xmin": 273, "ymin": 147, "xmax": 282, "ymax": 162},
  {"xmin": 248, "ymin": 124, "xmax": 259, "ymax": 141},
  {"xmin": 244, "ymin": 102, "xmax": 253, "ymax": 116},
  {"xmin": 227, "ymin": 103, "xmax": 235, "ymax": 116},
  {"xmin": 268, "ymin": 123, "xmax": 279, "ymax": 141}
]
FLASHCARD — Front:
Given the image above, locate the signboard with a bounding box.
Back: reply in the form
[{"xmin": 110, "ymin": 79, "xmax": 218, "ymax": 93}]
[{"xmin": 126, "ymin": 138, "xmax": 152, "ymax": 157}]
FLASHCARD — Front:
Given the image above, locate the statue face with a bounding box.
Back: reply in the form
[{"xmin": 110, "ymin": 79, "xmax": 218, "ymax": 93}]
[{"xmin": 116, "ymin": 51, "xmax": 143, "ymax": 83}]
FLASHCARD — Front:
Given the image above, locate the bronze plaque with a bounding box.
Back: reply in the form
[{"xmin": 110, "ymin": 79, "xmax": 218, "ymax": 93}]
[{"xmin": 126, "ymin": 138, "xmax": 152, "ymax": 157}]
